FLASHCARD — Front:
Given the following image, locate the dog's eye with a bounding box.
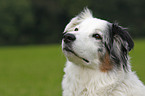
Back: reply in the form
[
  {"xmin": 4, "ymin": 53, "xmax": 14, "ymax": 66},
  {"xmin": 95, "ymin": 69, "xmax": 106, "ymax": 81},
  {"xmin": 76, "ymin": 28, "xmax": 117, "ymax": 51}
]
[
  {"xmin": 92, "ymin": 34, "xmax": 102, "ymax": 40},
  {"xmin": 74, "ymin": 28, "xmax": 78, "ymax": 31}
]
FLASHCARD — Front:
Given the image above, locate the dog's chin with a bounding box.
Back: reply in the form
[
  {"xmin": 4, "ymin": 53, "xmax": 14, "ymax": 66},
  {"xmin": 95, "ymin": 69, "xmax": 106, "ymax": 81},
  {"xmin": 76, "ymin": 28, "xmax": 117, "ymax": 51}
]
[{"xmin": 63, "ymin": 47, "xmax": 89, "ymax": 64}]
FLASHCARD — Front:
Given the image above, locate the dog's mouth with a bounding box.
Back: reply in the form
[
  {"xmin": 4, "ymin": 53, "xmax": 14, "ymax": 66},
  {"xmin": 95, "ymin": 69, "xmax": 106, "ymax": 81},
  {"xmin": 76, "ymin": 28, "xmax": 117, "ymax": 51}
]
[{"xmin": 63, "ymin": 47, "xmax": 89, "ymax": 63}]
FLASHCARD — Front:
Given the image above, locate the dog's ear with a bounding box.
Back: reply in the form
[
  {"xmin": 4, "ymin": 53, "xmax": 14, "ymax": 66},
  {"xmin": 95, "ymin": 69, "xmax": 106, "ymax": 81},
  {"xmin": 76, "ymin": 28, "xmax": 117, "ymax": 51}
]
[
  {"xmin": 64, "ymin": 8, "xmax": 93, "ymax": 32},
  {"xmin": 105, "ymin": 23, "xmax": 134, "ymax": 71},
  {"xmin": 64, "ymin": 17, "xmax": 79, "ymax": 32},
  {"xmin": 112, "ymin": 23, "xmax": 134, "ymax": 51}
]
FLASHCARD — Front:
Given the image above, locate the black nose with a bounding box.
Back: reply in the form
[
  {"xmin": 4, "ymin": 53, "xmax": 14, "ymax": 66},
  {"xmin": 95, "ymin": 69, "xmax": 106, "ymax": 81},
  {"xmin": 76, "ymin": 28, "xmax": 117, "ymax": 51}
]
[{"xmin": 63, "ymin": 33, "xmax": 76, "ymax": 43}]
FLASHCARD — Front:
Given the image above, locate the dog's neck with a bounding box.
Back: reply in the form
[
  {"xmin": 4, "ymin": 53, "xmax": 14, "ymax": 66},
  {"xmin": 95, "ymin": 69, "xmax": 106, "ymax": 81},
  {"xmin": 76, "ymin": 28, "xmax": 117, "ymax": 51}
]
[{"xmin": 62, "ymin": 61, "xmax": 127, "ymax": 96}]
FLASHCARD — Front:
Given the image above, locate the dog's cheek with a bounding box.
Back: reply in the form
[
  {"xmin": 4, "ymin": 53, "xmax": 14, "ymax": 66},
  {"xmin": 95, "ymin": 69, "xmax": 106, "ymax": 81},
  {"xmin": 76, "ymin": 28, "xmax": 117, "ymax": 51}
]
[{"xmin": 99, "ymin": 51, "xmax": 113, "ymax": 72}]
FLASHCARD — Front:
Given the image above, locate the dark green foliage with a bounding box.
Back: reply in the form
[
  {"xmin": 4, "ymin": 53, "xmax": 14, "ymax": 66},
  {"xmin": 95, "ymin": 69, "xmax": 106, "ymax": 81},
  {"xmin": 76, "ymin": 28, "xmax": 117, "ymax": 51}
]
[{"xmin": 0, "ymin": 0, "xmax": 145, "ymax": 45}]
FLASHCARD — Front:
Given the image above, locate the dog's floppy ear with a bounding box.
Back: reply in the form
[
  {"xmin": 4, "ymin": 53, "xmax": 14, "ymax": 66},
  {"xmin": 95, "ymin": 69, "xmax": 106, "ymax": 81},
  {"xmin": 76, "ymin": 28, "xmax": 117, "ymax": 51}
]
[
  {"xmin": 105, "ymin": 23, "xmax": 134, "ymax": 71},
  {"xmin": 64, "ymin": 17, "xmax": 79, "ymax": 32},
  {"xmin": 112, "ymin": 23, "xmax": 134, "ymax": 51}
]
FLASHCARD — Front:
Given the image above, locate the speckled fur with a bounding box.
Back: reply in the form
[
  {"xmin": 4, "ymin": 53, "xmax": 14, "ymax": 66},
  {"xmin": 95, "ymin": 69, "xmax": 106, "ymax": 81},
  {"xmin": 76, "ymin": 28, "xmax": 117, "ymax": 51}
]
[{"xmin": 62, "ymin": 8, "xmax": 145, "ymax": 96}]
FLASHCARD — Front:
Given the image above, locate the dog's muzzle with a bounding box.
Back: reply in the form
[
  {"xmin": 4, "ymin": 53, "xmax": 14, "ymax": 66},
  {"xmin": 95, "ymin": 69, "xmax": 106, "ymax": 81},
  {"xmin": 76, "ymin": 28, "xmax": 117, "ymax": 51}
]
[{"xmin": 62, "ymin": 33, "xmax": 89, "ymax": 63}]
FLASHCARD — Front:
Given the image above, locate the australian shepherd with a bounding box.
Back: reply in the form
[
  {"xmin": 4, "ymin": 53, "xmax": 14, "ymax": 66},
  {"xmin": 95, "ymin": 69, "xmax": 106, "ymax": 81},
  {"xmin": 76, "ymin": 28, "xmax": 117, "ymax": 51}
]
[{"xmin": 61, "ymin": 8, "xmax": 145, "ymax": 96}]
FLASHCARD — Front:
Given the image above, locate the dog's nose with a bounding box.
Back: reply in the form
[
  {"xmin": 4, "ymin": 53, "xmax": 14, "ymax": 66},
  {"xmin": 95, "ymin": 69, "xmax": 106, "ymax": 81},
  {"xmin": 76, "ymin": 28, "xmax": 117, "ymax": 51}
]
[{"xmin": 63, "ymin": 33, "xmax": 76, "ymax": 43}]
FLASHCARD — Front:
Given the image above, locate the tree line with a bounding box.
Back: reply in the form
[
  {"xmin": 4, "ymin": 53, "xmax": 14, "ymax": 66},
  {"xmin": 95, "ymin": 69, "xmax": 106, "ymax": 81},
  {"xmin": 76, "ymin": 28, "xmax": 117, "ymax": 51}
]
[{"xmin": 0, "ymin": 0, "xmax": 144, "ymax": 45}]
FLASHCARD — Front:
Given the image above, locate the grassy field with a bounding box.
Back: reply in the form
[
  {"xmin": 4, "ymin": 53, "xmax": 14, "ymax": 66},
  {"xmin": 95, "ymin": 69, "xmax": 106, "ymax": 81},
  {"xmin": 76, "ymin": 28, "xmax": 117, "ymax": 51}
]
[
  {"xmin": 0, "ymin": 39, "xmax": 144, "ymax": 96},
  {"xmin": 129, "ymin": 39, "xmax": 145, "ymax": 83}
]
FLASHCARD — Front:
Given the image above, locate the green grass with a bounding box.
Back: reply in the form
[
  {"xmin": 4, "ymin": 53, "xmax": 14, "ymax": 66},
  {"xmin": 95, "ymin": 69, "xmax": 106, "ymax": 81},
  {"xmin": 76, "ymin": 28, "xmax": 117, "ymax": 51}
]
[
  {"xmin": 0, "ymin": 45, "xmax": 65, "ymax": 96},
  {"xmin": 130, "ymin": 39, "xmax": 145, "ymax": 83},
  {"xmin": 0, "ymin": 39, "xmax": 144, "ymax": 96}
]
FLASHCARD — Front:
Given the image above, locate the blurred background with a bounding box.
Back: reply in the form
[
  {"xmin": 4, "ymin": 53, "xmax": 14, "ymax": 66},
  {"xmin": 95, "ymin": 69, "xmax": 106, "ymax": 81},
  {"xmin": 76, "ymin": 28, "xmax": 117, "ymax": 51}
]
[{"xmin": 0, "ymin": 0, "xmax": 144, "ymax": 96}]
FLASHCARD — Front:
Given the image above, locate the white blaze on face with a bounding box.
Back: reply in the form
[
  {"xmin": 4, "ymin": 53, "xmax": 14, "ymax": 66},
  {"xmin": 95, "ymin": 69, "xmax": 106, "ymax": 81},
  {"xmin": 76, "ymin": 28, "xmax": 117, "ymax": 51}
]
[
  {"xmin": 73, "ymin": 19, "xmax": 108, "ymax": 59},
  {"xmin": 62, "ymin": 10, "xmax": 110, "ymax": 67}
]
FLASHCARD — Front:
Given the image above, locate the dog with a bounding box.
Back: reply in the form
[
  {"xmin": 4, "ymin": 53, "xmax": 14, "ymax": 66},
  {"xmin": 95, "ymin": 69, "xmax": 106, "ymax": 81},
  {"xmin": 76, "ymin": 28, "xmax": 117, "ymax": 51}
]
[{"xmin": 61, "ymin": 8, "xmax": 145, "ymax": 96}]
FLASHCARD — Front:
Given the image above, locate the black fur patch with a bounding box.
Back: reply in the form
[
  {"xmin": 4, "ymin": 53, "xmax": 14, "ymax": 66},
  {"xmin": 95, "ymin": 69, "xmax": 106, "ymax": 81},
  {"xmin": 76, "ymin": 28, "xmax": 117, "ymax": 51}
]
[
  {"xmin": 105, "ymin": 23, "xmax": 134, "ymax": 71},
  {"xmin": 112, "ymin": 23, "xmax": 134, "ymax": 51}
]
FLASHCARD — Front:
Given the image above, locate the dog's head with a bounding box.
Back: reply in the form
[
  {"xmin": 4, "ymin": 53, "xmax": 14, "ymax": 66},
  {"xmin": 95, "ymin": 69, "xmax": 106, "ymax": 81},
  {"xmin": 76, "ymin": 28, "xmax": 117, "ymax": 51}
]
[{"xmin": 62, "ymin": 9, "xmax": 134, "ymax": 72}]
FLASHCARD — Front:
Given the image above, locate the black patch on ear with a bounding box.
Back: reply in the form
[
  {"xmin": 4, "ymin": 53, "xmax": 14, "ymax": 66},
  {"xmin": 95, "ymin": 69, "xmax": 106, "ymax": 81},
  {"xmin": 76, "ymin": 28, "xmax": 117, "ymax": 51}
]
[
  {"xmin": 104, "ymin": 24, "xmax": 113, "ymax": 54},
  {"xmin": 112, "ymin": 23, "xmax": 134, "ymax": 51},
  {"xmin": 105, "ymin": 23, "xmax": 134, "ymax": 71}
]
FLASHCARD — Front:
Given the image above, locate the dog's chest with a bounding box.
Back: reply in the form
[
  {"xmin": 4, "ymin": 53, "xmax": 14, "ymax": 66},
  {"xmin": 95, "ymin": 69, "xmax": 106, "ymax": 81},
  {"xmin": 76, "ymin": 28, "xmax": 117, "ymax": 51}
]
[
  {"xmin": 62, "ymin": 64, "xmax": 118, "ymax": 96},
  {"xmin": 62, "ymin": 72, "xmax": 116, "ymax": 96},
  {"xmin": 63, "ymin": 74, "xmax": 98, "ymax": 96}
]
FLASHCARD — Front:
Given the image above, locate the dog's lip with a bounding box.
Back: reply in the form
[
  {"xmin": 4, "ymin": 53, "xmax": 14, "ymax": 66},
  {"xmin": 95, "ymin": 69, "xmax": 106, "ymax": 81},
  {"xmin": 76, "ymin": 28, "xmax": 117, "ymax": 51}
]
[{"xmin": 63, "ymin": 47, "xmax": 89, "ymax": 63}]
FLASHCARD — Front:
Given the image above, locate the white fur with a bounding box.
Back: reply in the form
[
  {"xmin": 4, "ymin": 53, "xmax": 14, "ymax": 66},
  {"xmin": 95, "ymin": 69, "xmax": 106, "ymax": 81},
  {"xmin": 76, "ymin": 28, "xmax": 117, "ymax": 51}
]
[{"xmin": 62, "ymin": 9, "xmax": 145, "ymax": 96}]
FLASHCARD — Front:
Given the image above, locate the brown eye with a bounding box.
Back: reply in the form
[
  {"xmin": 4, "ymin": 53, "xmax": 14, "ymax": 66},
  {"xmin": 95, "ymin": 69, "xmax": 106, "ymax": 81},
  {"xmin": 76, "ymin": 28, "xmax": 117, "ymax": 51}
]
[
  {"xmin": 74, "ymin": 28, "xmax": 78, "ymax": 31},
  {"xmin": 92, "ymin": 34, "xmax": 102, "ymax": 40}
]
